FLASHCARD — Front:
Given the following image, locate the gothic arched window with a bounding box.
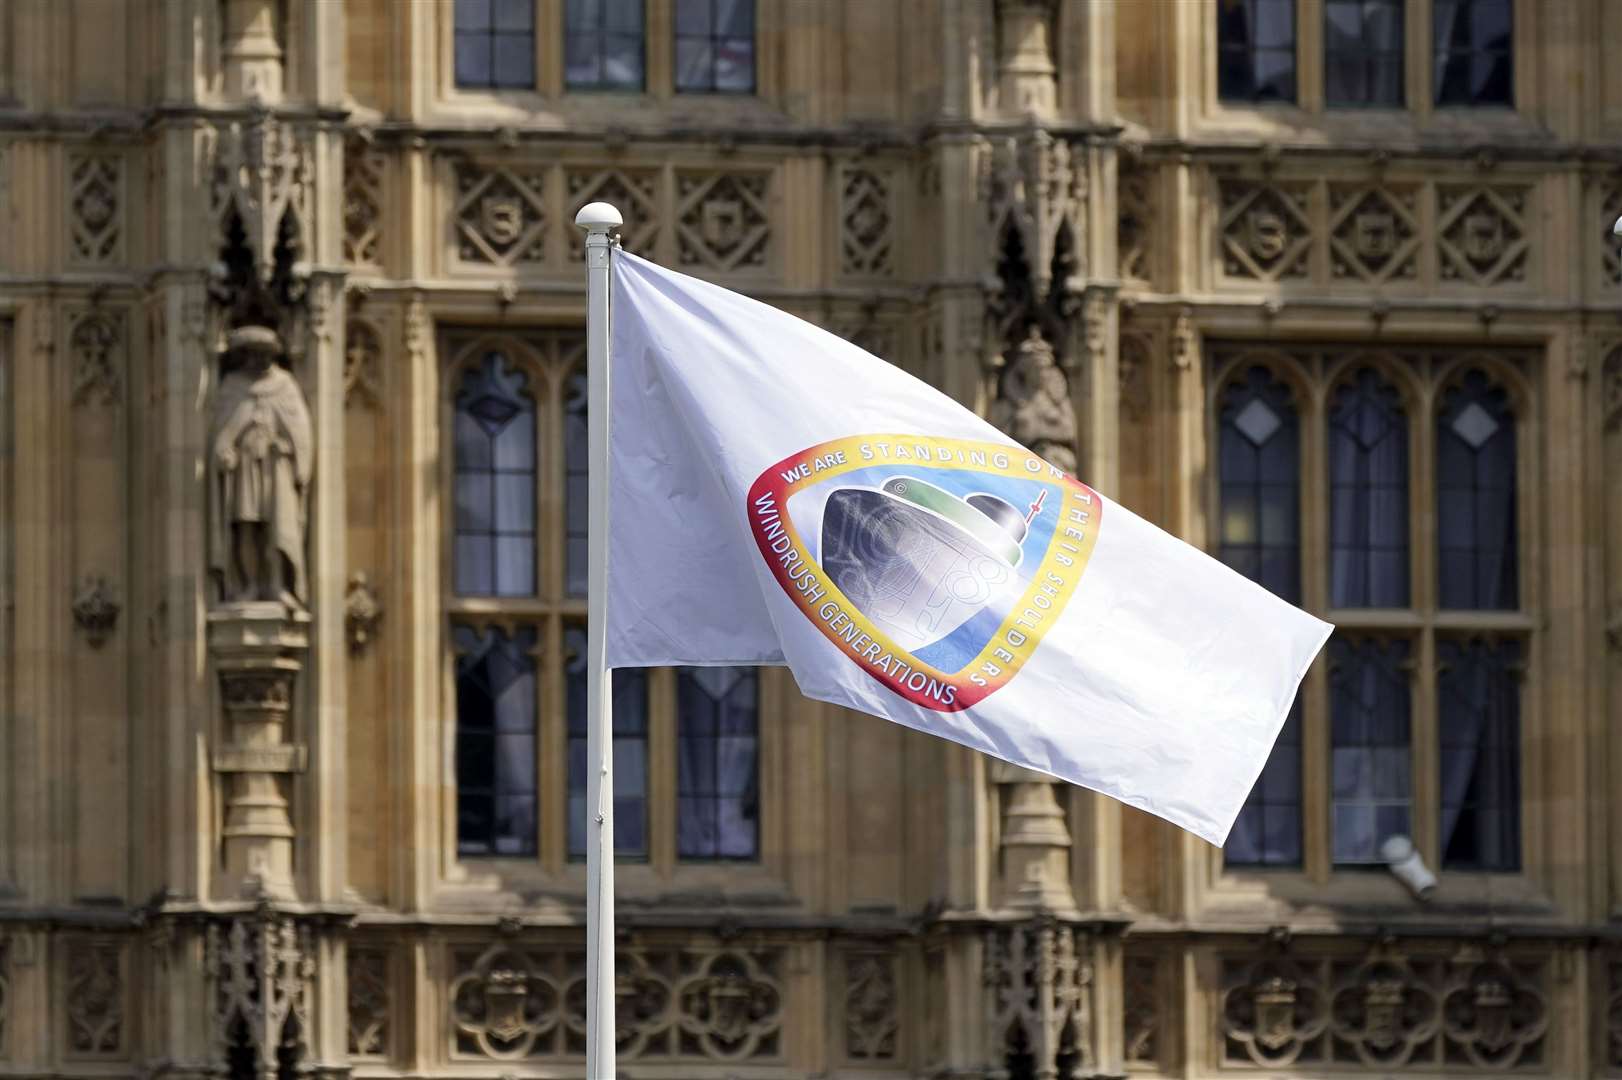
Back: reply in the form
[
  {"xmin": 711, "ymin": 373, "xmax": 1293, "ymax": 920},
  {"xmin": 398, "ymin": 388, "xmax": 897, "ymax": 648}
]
[{"xmin": 1329, "ymin": 367, "xmax": 1409, "ymax": 608}]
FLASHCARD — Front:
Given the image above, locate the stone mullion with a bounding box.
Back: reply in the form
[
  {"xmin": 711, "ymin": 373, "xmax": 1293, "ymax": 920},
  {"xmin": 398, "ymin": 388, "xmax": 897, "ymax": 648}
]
[
  {"xmin": 1300, "ymin": 368, "xmax": 1331, "ymax": 882},
  {"xmin": 1410, "ymin": 367, "xmax": 1442, "ymax": 870}
]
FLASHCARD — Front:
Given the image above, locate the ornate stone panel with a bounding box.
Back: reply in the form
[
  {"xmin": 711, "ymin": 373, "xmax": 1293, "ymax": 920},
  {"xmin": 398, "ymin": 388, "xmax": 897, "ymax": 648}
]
[
  {"xmin": 347, "ymin": 945, "xmax": 390, "ymax": 1058},
  {"xmin": 1218, "ymin": 179, "xmax": 1312, "ymax": 282},
  {"xmin": 449, "ymin": 940, "xmax": 785, "ymax": 1062},
  {"xmin": 1118, "ymin": 155, "xmax": 1152, "ymax": 282},
  {"xmin": 1437, "ymin": 184, "xmax": 1530, "ymax": 287},
  {"xmin": 844, "ymin": 951, "xmax": 899, "ymax": 1061},
  {"xmin": 839, "ymin": 166, "xmax": 895, "ymax": 277},
  {"xmin": 1123, "ymin": 950, "xmax": 1159, "ymax": 1067},
  {"xmin": 566, "ymin": 166, "xmax": 659, "ymax": 259},
  {"xmin": 1329, "ymin": 183, "xmax": 1420, "ymax": 284},
  {"xmin": 67, "ymin": 154, "xmax": 122, "ymax": 266},
  {"xmin": 207, "ymin": 912, "xmax": 315, "ymax": 1073},
  {"xmin": 64, "ymin": 939, "xmax": 123, "ymax": 1055},
  {"xmin": 69, "ymin": 310, "xmax": 122, "ymax": 408},
  {"xmin": 1602, "ymin": 184, "xmax": 1622, "ymax": 289},
  {"xmin": 343, "ymin": 135, "xmax": 384, "ymax": 267},
  {"xmin": 1605, "ymin": 950, "xmax": 1622, "ymax": 1070},
  {"xmin": 986, "ymin": 920, "xmax": 1093, "ymax": 1077},
  {"xmin": 344, "ymin": 318, "xmax": 381, "ymax": 410},
  {"xmin": 1221, "ymin": 944, "xmax": 1549, "ymax": 1071},
  {"xmin": 453, "ymin": 164, "xmax": 547, "ymax": 267},
  {"xmin": 676, "ymin": 171, "xmax": 772, "ymax": 272}
]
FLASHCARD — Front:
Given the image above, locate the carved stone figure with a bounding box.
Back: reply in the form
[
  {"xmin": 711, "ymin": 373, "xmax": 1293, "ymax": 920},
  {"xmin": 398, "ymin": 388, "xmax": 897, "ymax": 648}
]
[
  {"xmin": 208, "ymin": 325, "xmax": 313, "ymax": 611},
  {"xmin": 989, "ymin": 325, "xmax": 1077, "ymax": 472}
]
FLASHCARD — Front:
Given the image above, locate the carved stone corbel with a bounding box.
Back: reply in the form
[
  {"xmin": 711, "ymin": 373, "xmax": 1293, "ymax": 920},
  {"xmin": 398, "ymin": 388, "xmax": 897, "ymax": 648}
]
[{"xmin": 72, "ymin": 575, "xmax": 121, "ymax": 648}]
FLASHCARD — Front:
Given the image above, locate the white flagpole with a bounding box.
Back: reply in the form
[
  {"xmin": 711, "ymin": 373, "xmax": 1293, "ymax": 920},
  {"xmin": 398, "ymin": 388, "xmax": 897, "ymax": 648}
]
[{"xmin": 576, "ymin": 200, "xmax": 622, "ymax": 1080}]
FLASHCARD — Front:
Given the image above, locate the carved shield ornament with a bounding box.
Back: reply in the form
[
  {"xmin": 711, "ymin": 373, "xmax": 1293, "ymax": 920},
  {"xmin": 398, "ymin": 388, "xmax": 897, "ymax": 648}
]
[
  {"xmin": 484, "ymin": 968, "xmax": 531, "ymax": 1043},
  {"xmin": 480, "ymin": 196, "xmax": 526, "ymax": 248},
  {"xmin": 1463, "ymin": 211, "xmax": 1505, "ymax": 265},
  {"xmin": 1254, "ymin": 976, "xmax": 1299, "ymax": 1051},
  {"xmin": 1246, "ymin": 209, "xmax": 1289, "ymax": 261},
  {"xmin": 1354, "ymin": 210, "xmax": 1396, "ymax": 260},
  {"xmin": 701, "ymin": 199, "xmax": 745, "ymax": 252}
]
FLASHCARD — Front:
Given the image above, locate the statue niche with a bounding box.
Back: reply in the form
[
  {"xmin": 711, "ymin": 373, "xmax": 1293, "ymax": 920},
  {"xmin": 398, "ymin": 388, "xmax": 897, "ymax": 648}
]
[
  {"xmin": 989, "ymin": 325, "xmax": 1077, "ymax": 473},
  {"xmin": 208, "ymin": 325, "xmax": 313, "ymax": 612}
]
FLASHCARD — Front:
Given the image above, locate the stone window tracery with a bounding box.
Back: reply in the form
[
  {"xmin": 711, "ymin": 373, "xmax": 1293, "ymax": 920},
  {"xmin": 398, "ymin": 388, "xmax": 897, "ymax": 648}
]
[
  {"xmin": 446, "ymin": 330, "xmax": 760, "ymax": 871},
  {"xmin": 1213, "ymin": 346, "xmax": 1529, "ymax": 883}
]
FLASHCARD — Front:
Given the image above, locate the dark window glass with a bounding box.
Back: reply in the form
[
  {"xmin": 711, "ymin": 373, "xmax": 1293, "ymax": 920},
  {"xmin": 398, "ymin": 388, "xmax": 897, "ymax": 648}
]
[
  {"xmin": 1218, "ymin": 0, "xmax": 1298, "ymax": 103},
  {"xmin": 1226, "ymin": 701, "xmax": 1303, "ymax": 867},
  {"xmin": 455, "ymin": 0, "xmax": 536, "ymax": 89},
  {"xmin": 1329, "ymin": 637, "xmax": 1412, "ymax": 864},
  {"xmin": 1436, "ymin": 371, "xmax": 1517, "ymax": 610},
  {"xmin": 565, "ymin": 626, "xmax": 649, "ymax": 860},
  {"xmin": 453, "ymin": 352, "xmax": 537, "ymax": 597},
  {"xmin": 1329, "ymin": 368, "xmax": 1409, "ymax": 607},
  {"xmin": 1434, "ymin": 0, "xmax": 1512, "ymax": 106},
  {"xmin": 1325, "ymin": 0, "xmax": 1404, "ymax": 106},
  {"xmin": 676, "ymin": 666, "xmax": 761, "ymax": 860},
  {"xmin": 1219, "ymin": 364, "xmax": 1302, "ymax": 867},
  {"xmin": 674, "ymin": 0, "xmax": 756, "ymax": 93},
  {"xmin": 1218, "ymin": 365, "xmax": 1301, "ymax": 604},
  {"xmin": 1439, "ymin": 638, "xmax": 1521, "ymax": 871},
  {"xmin": 455, "ymin": 624, "xmax": 539, "ymax": 856},
  {"xmin": 564, "ymin": 370, "xmax": 588, "ymax": 597},
  {"xmin": 566, "ymin": 0, "xmax": 646, "ymax": 91}
]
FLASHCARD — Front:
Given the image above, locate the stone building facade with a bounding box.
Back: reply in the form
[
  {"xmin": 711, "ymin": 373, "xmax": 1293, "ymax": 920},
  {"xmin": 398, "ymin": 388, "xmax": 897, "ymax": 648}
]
[{"xmin": 0, "ymin": 0, "xmax": 1620, "ymax": 1076}]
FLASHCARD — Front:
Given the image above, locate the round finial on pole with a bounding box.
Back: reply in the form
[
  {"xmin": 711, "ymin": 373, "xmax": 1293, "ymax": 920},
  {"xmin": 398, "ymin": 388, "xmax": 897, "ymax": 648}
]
[
  {"xmin": 1612, "ymin": 212, "xmax": 1622, "ymax": 238},
  {"xmin": 576, "ymin": 201, "xmax": 623, "ymax": 233}
]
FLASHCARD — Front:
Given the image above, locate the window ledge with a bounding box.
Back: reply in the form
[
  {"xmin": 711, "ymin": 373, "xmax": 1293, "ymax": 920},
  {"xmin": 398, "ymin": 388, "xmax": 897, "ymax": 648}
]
[
  {"xmin": 432, "ymin": 859, "xmax": 798, "ymax": 913},
  {"xmin": 1197, "ymin": 867, "xmax": 1561, "ymax": 928},
  {"xmin": 424, "ymin": 91, "xmax": 794, "ymax": 134},
  {"xmin": 1189, "ymin": 105, "xmax": 1555, "ymax": 153}
]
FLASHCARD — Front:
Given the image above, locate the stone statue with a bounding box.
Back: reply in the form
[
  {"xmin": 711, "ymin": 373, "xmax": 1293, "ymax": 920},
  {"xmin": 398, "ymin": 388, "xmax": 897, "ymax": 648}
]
[
  {"xmin": 208, "ymin": 325, "xmax": 313, "ymax": 611},
  {"xmin": 989, "ymin": 325, "xmax": 1077, "ymax": 472}
]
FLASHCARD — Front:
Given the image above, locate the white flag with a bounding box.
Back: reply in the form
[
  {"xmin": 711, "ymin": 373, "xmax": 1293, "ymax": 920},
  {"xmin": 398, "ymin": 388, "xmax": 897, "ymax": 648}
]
[{"xmin": 607, "ymin": 250, "xmax": 1331, "ymax": 845}]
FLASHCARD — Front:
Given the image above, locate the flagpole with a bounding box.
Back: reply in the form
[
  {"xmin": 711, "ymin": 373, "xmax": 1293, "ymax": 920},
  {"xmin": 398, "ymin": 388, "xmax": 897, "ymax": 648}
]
[{"xmin": 576, "ymin": 200, "xmax": 622, "ymax": 1080}]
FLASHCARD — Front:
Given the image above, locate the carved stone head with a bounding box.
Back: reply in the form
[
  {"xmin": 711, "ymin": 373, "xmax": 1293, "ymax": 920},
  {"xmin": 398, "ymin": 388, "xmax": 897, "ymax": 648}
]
[{"xmin": 226, "ymin": 324, "xmax": 283, "ymax": 376}]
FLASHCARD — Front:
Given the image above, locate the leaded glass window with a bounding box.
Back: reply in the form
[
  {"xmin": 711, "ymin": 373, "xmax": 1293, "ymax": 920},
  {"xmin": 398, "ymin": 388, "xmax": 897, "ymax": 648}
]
[
  {"xmin": 1217, "ymin": 0, "xmax": 1298, "ymax": 104},
  {"xmin": 566, "ymin": 626, "xmax": 650, "ymax": 860},
  {"xmin": 1439, "ymin": 638, "xmax": 1521, "ymax": 871},
  {"xmin": 676, "ymin": 666, "xmax": 760, "ymax": 860},
  {"xmin": 1437, "ymin": 371, "xmax": 1517, "ymax": 610},
  {"xmin": 564, "ymin": 370, "xmax": 589, "ymax": 597},
  {"xmin": 566, "ymin": 0, "xmax": 646, "ymax": 91},
  {"xmin": 455, "ymin": 624, "xmax": 539, "ymax": 856},
  {"xmin": 454, "ymin": 0, "xmax": 537, "ymax": 89},
  {"xmin": 1325, "ymin": 0, "xmax": 1404, "ymax": 107},
  {"xmin": 1434, "ymin": 0, "xmax": 1513, "ymax": 106},
  {"xmin": 1218, "ymin": 365, "xmax": 1301, "ymax": 603},
  {"xmin": 454, "ymin": 352, "xmax": 537, "ymax": 597},
  {"xmin": 1212, "ymin": 344, "xmax": 1528, "ymax": 885},
  {"xmin": 1329, "ymin": 368, "xmax": 1409, "ymax": 608},
  {"xmin": 674, "ymin": 0, "xmax": 756, "ymax": 93},
  {"xmin": 1329, "ymin": 637, "xmax": 1412, "ymax": 865}
]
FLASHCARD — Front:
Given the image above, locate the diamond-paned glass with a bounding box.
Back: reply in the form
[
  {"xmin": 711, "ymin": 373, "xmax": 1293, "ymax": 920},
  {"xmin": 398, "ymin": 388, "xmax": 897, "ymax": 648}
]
[
  {"xmin": 1438, "ymin": 638, "xmax": 1521, "ymax": 871},
  {"xmin": 1329, "ymin": 368, "xmax": 1409, "ymax": 608},
  {"xmin": 565, "ymin": 626, "xmax": 650, "ymax": 860},
  {"xmin": 1218, "ymin": 0, "xmax": 1298, "ymax": 104},
  {"xmin": 1325, "ymin": 0, "xmax": 1404, "ymax": 107},
  {"xmin": 1436, "ymin": 371, "xmax": 1517, "ymax": 610},
  {"xmin": 455, "ymin": 624, "xmax": 539, "ymax": 856},
  {"xmin": 1329, "ymin": 637, "xmax": 1412, "ymax": 865},
  {"xmin": 675, "ymin": 0, "xmax": 756, "ymax": 93},
  {"xmin": 1434, "ymin": 0, "xmax": 1513, "ymax": 106},
  {"xmin": 566, "ymin": 0, "xmax": 646, "ymax": 91},
  {"xmin": 1218, "ymin": 365, "xmax": 1301, "ymax": 604},
  {"xmin": 1220, "ymin": 364, "xmax": 1303, "ymax": 868},
  {"xmin": 454, "ymin": 0, "xmax": 537, "ymax": 89},
  {"xmin": 676, "ymin": 666, "xmax": 761, "ymax": 860},
  {"xmin": 453, "ymin": 352, "xmax": 537, "ymax": 597}
]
